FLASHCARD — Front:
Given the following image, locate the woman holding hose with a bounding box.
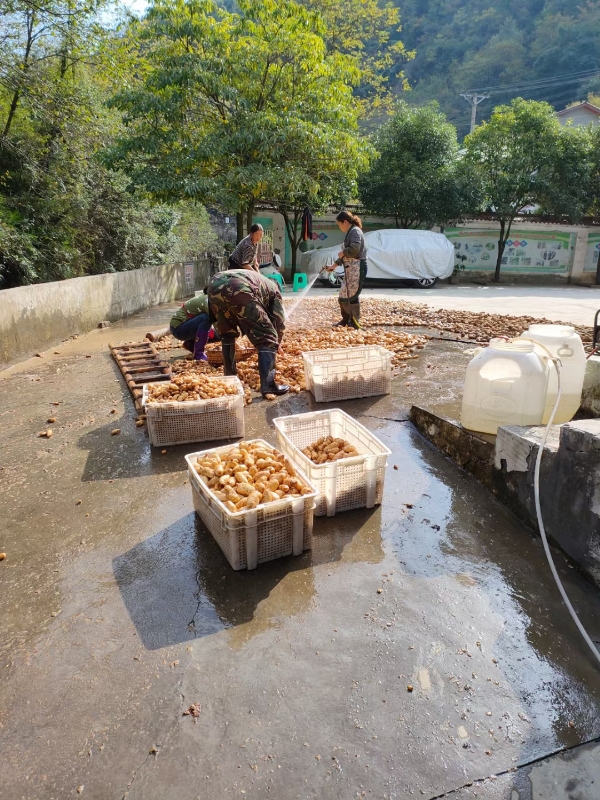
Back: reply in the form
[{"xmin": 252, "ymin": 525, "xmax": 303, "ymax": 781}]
[{"xmin": 327, "ymin": 210, "xmax": 367, "ymax": 329}]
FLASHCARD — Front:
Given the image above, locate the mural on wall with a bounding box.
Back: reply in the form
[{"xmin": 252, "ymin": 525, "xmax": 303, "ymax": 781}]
[
  {"xmin": 445, "ymin": 229, "xmax": 574, "ymax": 273},
  {"xmin": 584, "ymin": 233, "xmax": 600, "ymax": 273}
]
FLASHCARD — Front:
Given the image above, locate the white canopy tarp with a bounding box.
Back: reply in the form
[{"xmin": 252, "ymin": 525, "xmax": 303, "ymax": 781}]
[{"xmin": 301, "ymin": 228, "xmax": 455, "ymax": 281}]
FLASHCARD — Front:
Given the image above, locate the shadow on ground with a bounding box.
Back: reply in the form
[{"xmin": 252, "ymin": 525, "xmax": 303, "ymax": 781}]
[{"xmin": 113, "ymin": 505, "xmax": 382, "ymax": 651}]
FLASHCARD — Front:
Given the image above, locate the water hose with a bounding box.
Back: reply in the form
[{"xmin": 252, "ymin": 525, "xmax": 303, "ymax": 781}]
[{"xmin": 533, "ymin": 356, "xmax": 600, "ymax": 666}]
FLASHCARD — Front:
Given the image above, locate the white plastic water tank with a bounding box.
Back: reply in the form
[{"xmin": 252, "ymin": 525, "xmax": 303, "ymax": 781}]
[
  {"xmin": 461, "ymin": 341, "xmax": 549, "ymax": 435},
  {"xmin": 521, "ymin": 324, "xmax": 586, "ymax": 424}
]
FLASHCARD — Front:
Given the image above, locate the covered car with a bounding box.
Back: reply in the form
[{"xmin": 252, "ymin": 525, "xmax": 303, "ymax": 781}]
[{"xmin": 302, "ymin": 228, "xmax": 455, "ymax": 288}]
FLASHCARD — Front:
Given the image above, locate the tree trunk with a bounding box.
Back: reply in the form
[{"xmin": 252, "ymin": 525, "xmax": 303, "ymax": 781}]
[
  {"xmin": 2, "ymin": 9, "xmax": 35, "ymax": 138},
  {"xmin": 3, "ymin": 91, "xmax": 21, "ymax": 139},
  {"xmin": 494, "ymin": 219, "xmax": 507, "ymax": 283},
  {"xmin": 236, "ymin": 212, "xmax": 244, "ymax": 243}
]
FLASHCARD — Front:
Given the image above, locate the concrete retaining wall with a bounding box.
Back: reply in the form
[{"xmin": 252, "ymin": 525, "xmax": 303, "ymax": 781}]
[
  {"xmin": 410, "ymin": 406, "xmax": 600, "ymax": 588},
  {"xmin": 0, "ymin": 259, "xmax": 212, "ymax": 366}
]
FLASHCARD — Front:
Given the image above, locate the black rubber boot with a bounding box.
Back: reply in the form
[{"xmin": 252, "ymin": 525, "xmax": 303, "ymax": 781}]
[
  {"xmin": 222, "ymin": 342, "xmax": 237, "ymax": 376},
  {"xmin": 333, "ymin": 302, "xmax": 350, "ymax": 327},
  {"xmin": 349, "ymin": 302, "xmax": 361, "ymax": 329},
  {"xmin": 258, "ymin": 351, "xmax": 289, "ymax": 396}
]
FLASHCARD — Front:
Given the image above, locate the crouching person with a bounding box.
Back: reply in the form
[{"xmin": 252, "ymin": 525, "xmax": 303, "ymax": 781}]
[{"xmin": 169, "ymin": 292, "xmax": 212, "ymax": 361}]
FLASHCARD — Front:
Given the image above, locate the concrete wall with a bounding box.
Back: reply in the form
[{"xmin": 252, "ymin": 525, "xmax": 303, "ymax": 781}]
[
  {"xmin": 0, "ymin": 259, "xmax": 213, "ymax": 367},
  {"xmin": 410, "ymin": 406, "xmax": 600, "ymax": 588}
]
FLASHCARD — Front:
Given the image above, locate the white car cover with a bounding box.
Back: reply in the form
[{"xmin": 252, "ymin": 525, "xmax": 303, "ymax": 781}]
[{"xmin": 302, "ymin": 229, "xmax": 455, "ymax": 281}]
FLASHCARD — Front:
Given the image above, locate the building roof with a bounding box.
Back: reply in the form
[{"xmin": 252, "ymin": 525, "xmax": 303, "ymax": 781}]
[{"xmin": 556, "ymin": 101, "xmax": 600, "ymax": 118}]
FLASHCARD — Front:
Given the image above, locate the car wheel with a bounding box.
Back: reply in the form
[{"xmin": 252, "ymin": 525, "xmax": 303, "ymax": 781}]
[{"xmin": 414, "ymin": 277, "xmax": 438, "ymax": 289}]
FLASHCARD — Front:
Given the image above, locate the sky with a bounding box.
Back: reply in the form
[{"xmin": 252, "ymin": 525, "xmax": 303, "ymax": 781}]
[{"xmin": 122, "ymin": 0, "xmax": 147, "ymax": 16}]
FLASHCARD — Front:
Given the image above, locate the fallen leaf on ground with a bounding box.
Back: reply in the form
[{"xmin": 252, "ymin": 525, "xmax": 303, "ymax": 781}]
[{"xmin": 183, "ymin": 703, "xmax": 201, "ymax": 718}]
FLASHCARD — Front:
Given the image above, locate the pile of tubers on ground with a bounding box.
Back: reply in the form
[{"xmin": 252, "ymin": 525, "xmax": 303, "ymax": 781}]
[
  {"xmin": 301, "ymin": 436, "xmax": 359, "ymax": 464},
  {"xmin": 163, "ymin": 296, "xmax": 592, "ymax": 400},
  {"xmin": 147, "ymin": 374, "xmax": 240, "ymax": 403},
  {"xmin": 284, "ymin": 297, "xmax": 592, "ymax": 344},
  {"xmin": 193, "ymin": 441, "xmax": 313, "ymax": 513}
]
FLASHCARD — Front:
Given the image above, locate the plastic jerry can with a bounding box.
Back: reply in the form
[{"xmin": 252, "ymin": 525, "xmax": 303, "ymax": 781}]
[
  {"xmin": 461, "ymin": 341, "xmax": 549, "ymax": 435},
  {"xmin": 521, "ymin": 324, "xmax": 586, "ymax": 424}
]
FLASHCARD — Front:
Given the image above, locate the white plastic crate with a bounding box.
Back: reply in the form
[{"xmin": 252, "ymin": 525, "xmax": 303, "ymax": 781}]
[
  {"xmin": 142, "ymin": 377, "xmax": 245, "ymax": 447},
  {"xmin": 273, "ymin": 409, "xmax": 391, "ymax": 517},
  {"xmin": 302, "ymin": 345, "xmax": 393, "ymax": 402},
  {"xmin": 185, "ymin": 440, "xmax": 317, "ymax": 570}
]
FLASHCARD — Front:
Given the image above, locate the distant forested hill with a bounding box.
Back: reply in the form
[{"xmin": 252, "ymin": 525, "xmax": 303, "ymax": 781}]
[{"xmin": 390, "ymin": 0, "xmax": 600, "ymax": 137}]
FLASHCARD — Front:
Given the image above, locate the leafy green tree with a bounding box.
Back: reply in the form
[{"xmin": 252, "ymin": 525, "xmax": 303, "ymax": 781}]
[
  {"xmin": 0, "ymin": 3, "xmax": 180, "ymax": 288},
  {"xmin": 171, "ymin": 203, "xmax": 222, "ymax": 259},
  {"xmin": 464, "ymin": 98, "xmax": 565, "ymax": 282},
  {"xmin": 106, "ymin": 0, "xmax": 366, "ymax": 254},
  {"xmin": 359, "ymin": 101, "xmax": 480, "ymax": 229},
  {"xmin": 298, "ymin": 0, "xmax": 413, "ymax": 112},
  {"xmin": 536, "ymin": 126, "xmax": 592, "ymax": 221},
  {"xmin": 261, "ymin": 123, "xmax": 371, "ymax": 276}
]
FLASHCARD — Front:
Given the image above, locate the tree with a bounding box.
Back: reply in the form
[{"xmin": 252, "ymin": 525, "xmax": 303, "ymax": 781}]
[
  {"xmin": 106, "ymin": 0, "xmax": 367, "ymax": 252},
  {"xmin": 0, "ymin": 2, "xmax": 181, "ymax": 288},
  {"xmin": 171, "ymin": 203, "xmax": 221, "ymax": 259},
  {"xmin": 262, "ymin": 123, "xmax": 371, "ymax": 276},
  {"xmin": 464, "ymin": 98, "xmax": 565, "ymax": 282},
  {"xmin": 536, "ymin": 125, "xmax": 592, "ymax": 222},
  {"xmin": 359, "ymin": 101, "xmax": 480, "ymax": 229},
  {"xmin": 297, "ymin": 0, "xmax": 413, "ymax": 112}
]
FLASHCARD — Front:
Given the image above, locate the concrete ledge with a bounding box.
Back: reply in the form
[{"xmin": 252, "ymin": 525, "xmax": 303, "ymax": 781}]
[
  {"xmin": 411, "ymin": 405, "xmax": 600, "ymax": 588},
  {"xmin": 0, "ymin": 260, "xmax": 211, "ymax": 366},
  {"xmin": 409, "ymin": 406, "xmax": 495, "ymax": 489},
  {"xmin": 581, "ymin": 355, "xmax": 600, "ymax": 417}
]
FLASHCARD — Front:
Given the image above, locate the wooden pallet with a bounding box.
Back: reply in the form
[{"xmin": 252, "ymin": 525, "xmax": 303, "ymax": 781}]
[{"xmin": 109, "ymin": 341, "xmax": 172, "ymax": 411}]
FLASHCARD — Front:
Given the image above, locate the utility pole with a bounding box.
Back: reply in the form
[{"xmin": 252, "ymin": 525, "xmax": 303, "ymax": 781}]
[{"xmin": 460, "ymin": 93, "xmax": 490, "ymax": 134}]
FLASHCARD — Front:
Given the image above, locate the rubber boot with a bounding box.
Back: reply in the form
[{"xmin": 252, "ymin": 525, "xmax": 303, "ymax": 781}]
[
  {"xmin": 182, "ymin": 339, "xmax": 194, "ymax": 354},
  {"xmin": 222, "ymin": 342, "xmax": 237, "ymax": 376},
  {"xmin": 258, "ymin": 350, "xmax": 289, "ymax": 396},
  {"xmin": 193, "ymin": 330, "xmax": 209, "ymax": 361},
  {"xmin": 349, "ymin": 302, "xmax": 361, "ymax": 329},
  {"xmin": 333, "ymin": 301, "xmax": 350, "ymax": 327}
]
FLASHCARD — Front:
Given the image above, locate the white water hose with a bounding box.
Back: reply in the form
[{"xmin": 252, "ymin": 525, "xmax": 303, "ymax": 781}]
[{"xmin": 532, "ymin": 354, "xmax": 600, "ymax": 666}]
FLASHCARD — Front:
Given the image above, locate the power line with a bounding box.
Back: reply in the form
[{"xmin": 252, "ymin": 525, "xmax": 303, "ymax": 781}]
[{"xmin": 464, "ymin": 68, "xmax": 600, "ymax": 95}]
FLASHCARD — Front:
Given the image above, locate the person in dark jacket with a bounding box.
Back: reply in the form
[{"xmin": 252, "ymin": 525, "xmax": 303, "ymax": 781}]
[
  {"xmin": 228, "ymin": 224, "xmax": 264, "ymax": 271},
  {"xmin": 207, "ymin": 269, "xmax": 289, "ymax": 396},
  {"xmin": 169, "ymin": 292, "xmax": 212, "ymax": 360},
  {"xmin": 326, "ymin": 210, "xmax": 367, "ymax": 328}
]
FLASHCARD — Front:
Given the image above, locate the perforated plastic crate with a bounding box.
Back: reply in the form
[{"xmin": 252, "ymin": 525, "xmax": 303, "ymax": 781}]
[
  {"xmin": 142, "ymin": 377, "xmax": 245, "ymax": 447},
  {"xmin": 185, "ymin": 440, "xmax": 317, "ymax": 570},
  {"xmin": 273, "ymin": 409, "xmax": 391, "ymax": 517},
  {"xmin": 302, "ymin": 345, "xmax": 392, "ymax": 402}
]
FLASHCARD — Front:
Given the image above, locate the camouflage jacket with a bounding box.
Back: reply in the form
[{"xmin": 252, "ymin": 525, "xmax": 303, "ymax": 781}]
[{"xmin": 208, "ymin": 269, "xmax": 285, "ymax": 332}]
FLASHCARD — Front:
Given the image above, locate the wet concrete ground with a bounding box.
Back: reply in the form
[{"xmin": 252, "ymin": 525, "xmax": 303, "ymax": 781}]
[{"xmin": 1, "ymin": 302, "xmax": 600, "ymax": 800}]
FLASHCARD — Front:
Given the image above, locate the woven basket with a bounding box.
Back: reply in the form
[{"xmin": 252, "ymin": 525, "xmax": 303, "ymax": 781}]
[{"xmin": 206, "ymin": 345, "xmax": 255, "ymax": 365}]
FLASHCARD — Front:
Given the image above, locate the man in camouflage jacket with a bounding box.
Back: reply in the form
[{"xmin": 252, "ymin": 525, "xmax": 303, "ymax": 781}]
[{"xmin": 207, "ymin": 269, "xmax": 289, "ymax": 396}]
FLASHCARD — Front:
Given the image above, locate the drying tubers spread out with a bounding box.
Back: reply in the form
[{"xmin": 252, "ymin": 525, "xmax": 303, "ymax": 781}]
[
  {"xmin": 301, "ymin": 436, "xmax": 359, "ymax": 464},
  {"xmin": 193, "ymin": 441, "xmax": 312, "ymax": 513}
]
